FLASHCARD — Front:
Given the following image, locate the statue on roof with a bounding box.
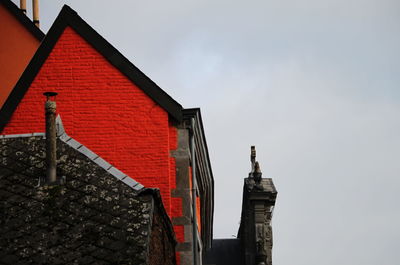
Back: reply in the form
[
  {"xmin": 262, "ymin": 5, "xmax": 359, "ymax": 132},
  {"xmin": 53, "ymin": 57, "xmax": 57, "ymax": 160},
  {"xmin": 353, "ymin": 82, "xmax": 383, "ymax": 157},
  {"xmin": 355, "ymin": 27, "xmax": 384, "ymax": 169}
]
[{"xmin": 249, "ymin": 146, "xmax": 262, "ymax": 184}]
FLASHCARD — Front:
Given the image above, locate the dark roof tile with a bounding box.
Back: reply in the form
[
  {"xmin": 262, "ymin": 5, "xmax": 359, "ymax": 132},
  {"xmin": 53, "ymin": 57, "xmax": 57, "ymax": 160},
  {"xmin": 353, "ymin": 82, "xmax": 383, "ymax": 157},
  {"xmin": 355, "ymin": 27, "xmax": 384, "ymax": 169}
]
[
  {"xmin": 0, "ymin": 136, "xmax": 154, "ymax": 264},
  {"xmin": 204, "ymin": 239, "xmax": 243, "ymax": 265}
]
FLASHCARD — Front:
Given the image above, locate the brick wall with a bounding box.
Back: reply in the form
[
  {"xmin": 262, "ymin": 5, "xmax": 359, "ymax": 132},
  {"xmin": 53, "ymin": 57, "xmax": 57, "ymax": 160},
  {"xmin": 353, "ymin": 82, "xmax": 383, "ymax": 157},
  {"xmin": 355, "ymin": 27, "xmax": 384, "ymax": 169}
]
[{"xmin": 2, "ymin": 27, "xmax": 178, "ymax": 220}]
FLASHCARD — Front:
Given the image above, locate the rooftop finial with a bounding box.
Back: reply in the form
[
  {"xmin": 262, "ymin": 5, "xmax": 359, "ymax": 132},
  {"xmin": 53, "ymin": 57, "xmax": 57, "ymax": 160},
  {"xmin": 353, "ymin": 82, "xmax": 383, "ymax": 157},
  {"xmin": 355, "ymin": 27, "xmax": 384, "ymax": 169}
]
[
  {"xmin": 254, "ymin": 161, "xmax": 262, "ymax": 183},
  {"xmin": 249, "ymin": 146, "xmax": 262, "ymax": 183},
  {"xmin": 251, "ymin": 145, "xmax": 256, "ymax": 172}
]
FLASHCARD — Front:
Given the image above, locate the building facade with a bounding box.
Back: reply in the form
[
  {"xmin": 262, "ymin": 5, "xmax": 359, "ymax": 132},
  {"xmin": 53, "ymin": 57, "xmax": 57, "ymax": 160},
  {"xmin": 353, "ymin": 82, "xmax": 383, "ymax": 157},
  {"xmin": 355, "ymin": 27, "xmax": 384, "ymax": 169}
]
[
  {"xmin": 0, "ymin": 4, "xmax": 213, "ymax": 264},
  {"xmin": 204, "ymin": 147, "xmax": 277, "ymax": 265},
  {"xmin": 0, "ymin": 2, "xmax": 278, "ymax": 265}
]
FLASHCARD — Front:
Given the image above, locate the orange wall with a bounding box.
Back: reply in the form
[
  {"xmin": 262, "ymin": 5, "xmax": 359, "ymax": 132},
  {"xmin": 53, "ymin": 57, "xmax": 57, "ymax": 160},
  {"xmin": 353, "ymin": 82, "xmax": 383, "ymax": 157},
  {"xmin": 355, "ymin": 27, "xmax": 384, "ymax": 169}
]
[{"xmin": 0, "ymin": 4, "xmax": 40, "ymax": 107}]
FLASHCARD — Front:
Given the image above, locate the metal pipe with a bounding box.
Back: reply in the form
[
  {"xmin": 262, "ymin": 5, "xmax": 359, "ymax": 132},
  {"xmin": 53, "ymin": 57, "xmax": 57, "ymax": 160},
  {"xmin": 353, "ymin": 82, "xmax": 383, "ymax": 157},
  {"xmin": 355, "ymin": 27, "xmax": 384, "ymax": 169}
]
[
  {"xmin": 44, "ymin": 92, "xmax": 57, "ymax": 184},
  {"xmin": 32, "ymin": 0, "xmax": 39, "ymax": 28},
  {"xmin": 190, "ymin": 117, "xmax": 199, "ymax": 265},
  {"xmin": 20, "ymin": 0, "xmax": 26, "ymax": 14}
]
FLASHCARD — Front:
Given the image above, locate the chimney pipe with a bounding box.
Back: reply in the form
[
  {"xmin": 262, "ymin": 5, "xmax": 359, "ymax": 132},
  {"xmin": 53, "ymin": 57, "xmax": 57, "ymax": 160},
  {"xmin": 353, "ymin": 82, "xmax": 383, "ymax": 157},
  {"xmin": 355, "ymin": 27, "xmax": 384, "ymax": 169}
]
[
  {"xmin": 20, "ymin": 0, "xmax": 26, "ymax": 14},
  {"xmin": 44, "ymin": 92, "xmax": 57, "ymax": 184},
  {"xmin": 32, "ymin": 0, "xmax": 39, "ymax": 28}
]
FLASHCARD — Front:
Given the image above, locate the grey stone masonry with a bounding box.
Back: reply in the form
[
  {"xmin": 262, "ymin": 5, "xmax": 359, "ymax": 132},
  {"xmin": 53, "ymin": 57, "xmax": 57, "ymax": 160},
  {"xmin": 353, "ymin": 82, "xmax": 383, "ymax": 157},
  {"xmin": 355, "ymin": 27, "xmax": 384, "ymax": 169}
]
[
  {"xmin": 171, "ymin": 127, "xmax": 194, "ymax": 265},
  {"xmin": 204, "ymin": 147, "xmax": 277, "ymax": 265},
  {"xmin": 238, "ymin": 177, "xmax": 277, "ymax": 265}
]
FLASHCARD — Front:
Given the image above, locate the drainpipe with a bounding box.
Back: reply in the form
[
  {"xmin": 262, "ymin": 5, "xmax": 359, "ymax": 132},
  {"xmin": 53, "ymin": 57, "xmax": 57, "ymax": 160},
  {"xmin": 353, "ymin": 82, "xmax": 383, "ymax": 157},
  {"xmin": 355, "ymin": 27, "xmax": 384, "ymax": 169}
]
[
  {"xmin": 32, "ymin": 0, "xmax": 39, "ymax": 28},
  {"xmin": 44, "ymin": 92, "xmax": 57, "ymax": 184},
  {"xmin": 20, "ymin": 0, "xmax": 26, "ymax": 14},
  {"xmin": 190, "ymin": 117, "xmax": 199, "ymax": 265}
]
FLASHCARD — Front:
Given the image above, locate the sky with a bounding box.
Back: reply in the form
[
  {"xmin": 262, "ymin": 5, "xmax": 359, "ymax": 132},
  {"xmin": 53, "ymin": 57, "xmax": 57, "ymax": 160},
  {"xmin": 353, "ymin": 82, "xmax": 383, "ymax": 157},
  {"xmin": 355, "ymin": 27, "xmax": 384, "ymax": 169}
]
[{"xmin": 13, "ymin": 1, "xmax": 400, "ymax": 264}]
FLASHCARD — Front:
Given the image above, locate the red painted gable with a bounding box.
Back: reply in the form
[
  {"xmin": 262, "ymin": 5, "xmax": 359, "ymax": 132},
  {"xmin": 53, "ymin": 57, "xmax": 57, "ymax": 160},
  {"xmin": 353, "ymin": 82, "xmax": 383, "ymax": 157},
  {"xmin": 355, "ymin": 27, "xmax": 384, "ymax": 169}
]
[
  {"xmin": 0, "ymin": 1, "xmax": 43, "ymax": 107},
  {"xmin": 2, "ymin": 27, "xmax": 178, "ymax": 215}
]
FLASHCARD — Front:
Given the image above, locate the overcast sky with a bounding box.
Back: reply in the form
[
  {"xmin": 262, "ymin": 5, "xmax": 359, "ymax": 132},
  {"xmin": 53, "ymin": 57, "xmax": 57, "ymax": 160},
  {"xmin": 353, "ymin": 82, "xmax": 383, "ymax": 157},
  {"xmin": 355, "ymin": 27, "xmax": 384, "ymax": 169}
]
[{"xmin": 14, "ymin": 0, "xmax": 400, "ymax": 264}]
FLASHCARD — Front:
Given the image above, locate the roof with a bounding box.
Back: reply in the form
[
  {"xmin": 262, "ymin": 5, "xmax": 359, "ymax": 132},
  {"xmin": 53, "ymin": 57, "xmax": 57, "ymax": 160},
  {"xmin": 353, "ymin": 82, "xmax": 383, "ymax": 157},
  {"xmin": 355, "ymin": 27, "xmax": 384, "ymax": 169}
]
[
  {"xmin": 0, "ymin": 4, "xmax": 182, "ymax": 132},
  {"xmin": 0, "ymin": 0, "xmax": 44, "ymax": 41},
  {"xmin": 203, "ymin": 239, "xmax": 242, "ymax": 265},
  {"xmin": 0, "ymin": 134, "xmax": 175, "ymax": 264},
  {"xmin": 55, "ymin": 116, "xmax": 145, "ymax": 191}
]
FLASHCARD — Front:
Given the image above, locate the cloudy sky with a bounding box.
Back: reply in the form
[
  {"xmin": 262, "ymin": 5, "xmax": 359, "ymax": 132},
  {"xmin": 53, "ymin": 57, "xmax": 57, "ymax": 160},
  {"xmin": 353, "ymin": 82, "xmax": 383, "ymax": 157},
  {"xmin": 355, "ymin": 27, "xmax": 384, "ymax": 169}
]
[{"xmin": 15, "ymin": 0, "xmax": 400, "ymax": 264}]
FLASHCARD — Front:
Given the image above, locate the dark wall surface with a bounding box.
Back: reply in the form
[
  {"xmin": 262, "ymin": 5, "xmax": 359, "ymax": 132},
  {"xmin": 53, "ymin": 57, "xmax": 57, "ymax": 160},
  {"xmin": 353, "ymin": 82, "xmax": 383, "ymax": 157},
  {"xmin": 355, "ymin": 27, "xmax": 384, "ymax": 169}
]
[
  {"xmin": 149, "ymin": 203, "xmax": 177, "ymax": 265},
  {"xmin": 203, "ymin": 239, "xmax": 242, "ymax": 265}
]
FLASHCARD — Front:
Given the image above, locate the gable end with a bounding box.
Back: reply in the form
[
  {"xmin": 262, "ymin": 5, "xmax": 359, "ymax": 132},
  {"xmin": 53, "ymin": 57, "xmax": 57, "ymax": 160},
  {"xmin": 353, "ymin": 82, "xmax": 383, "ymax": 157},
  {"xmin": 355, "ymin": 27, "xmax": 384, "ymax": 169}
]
[{"xmin": 0, "ymin": 4, "xmax": 182, "ymax": 132}]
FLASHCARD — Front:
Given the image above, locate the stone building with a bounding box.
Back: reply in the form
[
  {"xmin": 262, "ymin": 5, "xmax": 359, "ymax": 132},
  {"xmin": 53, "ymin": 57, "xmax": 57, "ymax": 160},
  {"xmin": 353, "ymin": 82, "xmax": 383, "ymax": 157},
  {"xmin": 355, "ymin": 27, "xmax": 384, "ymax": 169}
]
[
  {"xmin": 204, "ymin": 147, "xmax": 277, "ymax": 265},
  {"xmin": 0, "ymin": 3, "xmax": 213, "ymax": 264},
  {"xmin": 0, "ymin": 2, "xmax": 278, "ymax": 264}
]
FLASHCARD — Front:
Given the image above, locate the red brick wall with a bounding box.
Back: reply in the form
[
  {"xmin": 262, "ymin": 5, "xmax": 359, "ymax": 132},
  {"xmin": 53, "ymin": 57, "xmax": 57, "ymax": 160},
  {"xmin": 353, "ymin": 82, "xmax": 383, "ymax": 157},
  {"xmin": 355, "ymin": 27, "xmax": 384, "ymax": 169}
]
[{"xmin": 2, "ymin": 27, "xmax": 178, "ymax": 219}]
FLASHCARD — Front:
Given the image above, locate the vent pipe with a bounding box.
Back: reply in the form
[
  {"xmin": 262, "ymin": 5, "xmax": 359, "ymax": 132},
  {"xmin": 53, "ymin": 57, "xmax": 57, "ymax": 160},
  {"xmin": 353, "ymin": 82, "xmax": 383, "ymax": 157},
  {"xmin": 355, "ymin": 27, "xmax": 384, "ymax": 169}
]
[
  {"xmin": 44, "ymin": 92, "xmax": 57, "ymax": 184},
  {"xmin": 32, "ymin": 0, "xmax": 39, "ymax": 28},
  {"xmin": 20, "ymin": 0, "xmax": 26, "ymax": 14}
]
